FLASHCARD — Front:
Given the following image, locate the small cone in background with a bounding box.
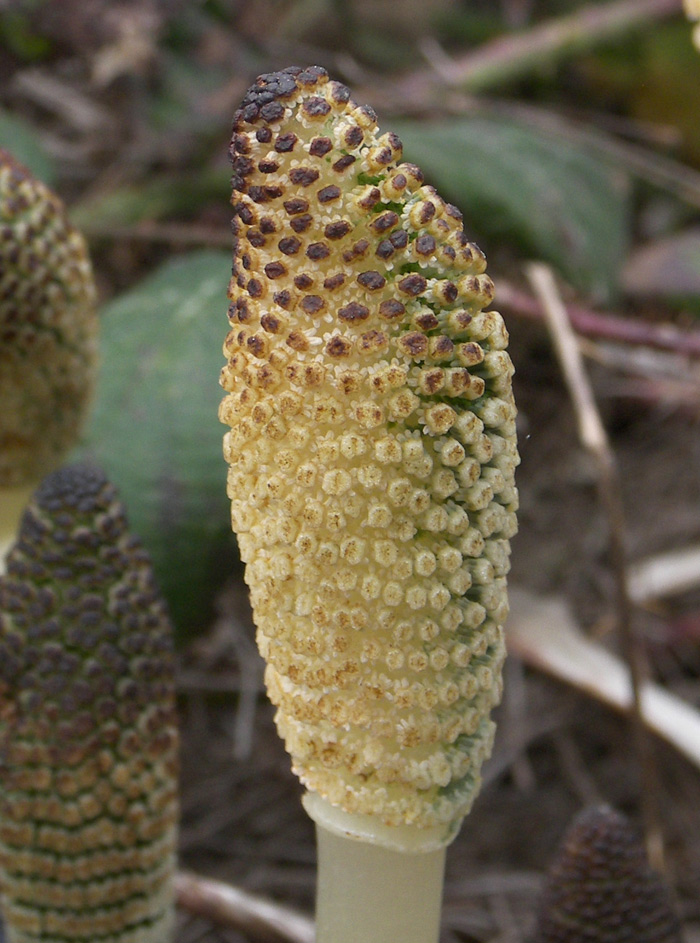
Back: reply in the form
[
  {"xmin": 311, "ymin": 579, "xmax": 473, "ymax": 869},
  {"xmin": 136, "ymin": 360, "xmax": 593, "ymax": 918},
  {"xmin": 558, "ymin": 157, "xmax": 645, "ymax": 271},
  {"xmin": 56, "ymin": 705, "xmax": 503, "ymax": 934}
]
[
  {"xmin": 0, "ymin": 465, "xmax": 179, "ymax": 943},
  {"xmin": 531, "ymin": 805, "xmax": 683, "ymax": 943}
]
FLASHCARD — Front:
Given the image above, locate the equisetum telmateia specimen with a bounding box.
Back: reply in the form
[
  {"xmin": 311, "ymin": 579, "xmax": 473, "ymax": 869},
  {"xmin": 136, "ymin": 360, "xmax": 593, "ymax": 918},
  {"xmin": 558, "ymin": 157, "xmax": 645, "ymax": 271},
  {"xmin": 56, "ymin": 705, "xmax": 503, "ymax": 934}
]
[{"xmin": 220, "ymin": 66, "xmax": 519, "ymax": 942}]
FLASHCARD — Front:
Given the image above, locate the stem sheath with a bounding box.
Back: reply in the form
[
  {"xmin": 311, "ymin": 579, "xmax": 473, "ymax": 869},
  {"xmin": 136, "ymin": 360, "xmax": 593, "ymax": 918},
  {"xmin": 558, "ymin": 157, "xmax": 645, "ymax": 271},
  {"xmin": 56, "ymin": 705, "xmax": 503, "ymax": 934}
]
[
  {"xmin": 305, "ymin": 794, "xmax": 453, "ymax": 943},
  {"xmin": 315, "ymin": 823, "xmax": 447, "ymax": 943}
]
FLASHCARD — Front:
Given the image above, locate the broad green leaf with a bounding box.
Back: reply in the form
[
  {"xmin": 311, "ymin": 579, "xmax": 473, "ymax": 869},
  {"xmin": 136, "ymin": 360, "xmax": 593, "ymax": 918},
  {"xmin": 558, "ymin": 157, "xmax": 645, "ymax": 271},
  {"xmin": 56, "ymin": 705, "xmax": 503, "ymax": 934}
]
[
  {"xmin": 393, "ymin": 116, "xmax": 631, "ymax": 300},
  {"xmin": 82, "ymin": 250, "xmax": 235, "ymax": 637},
  {"xmin": 0, "ymin": 110, "xmax": 55, "ymax": 184}
]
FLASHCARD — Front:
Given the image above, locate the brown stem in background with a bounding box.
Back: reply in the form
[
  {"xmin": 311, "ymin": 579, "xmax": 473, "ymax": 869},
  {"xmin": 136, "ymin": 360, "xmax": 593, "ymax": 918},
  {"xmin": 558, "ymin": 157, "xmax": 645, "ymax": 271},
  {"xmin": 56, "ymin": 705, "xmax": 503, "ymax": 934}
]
[
  {"xmin": 85, "ymin": 221, "xmax": 232, "ymax": 247},
  {"xmin": 175, "ymin": 871, "xmax": 315, "ymax": 943},
  {"xmin": 525, "ymin": 262, "xmax": 665, "ymax": 872},
  {"xmin": 498, "ymin": 279, "xmax": 700, "ymax": 359}
]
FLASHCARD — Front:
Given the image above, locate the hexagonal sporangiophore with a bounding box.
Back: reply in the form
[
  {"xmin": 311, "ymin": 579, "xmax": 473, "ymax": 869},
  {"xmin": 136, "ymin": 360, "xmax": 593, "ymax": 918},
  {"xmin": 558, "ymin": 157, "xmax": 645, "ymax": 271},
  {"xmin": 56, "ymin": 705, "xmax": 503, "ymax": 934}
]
[{"xmin": 220, "ymin": 66, "xmax": 519, "ymax": 832}]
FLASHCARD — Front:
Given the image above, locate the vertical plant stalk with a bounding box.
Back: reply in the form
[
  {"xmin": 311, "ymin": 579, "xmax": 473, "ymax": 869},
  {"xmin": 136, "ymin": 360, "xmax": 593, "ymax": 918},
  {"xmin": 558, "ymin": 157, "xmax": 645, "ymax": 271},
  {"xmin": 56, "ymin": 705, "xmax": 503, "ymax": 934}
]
[
  {"xmin": 0, "ymin": 151, "xmax": 97, "ymax": 567},
  {"xmin": 0, "ymin": 465, "xmax": 179, "ymax": 943},
  {"xmin": 221, "ymin": 66, "xmax": 518, "ymax": 941},
  {"xmin": 526, "ymin": 262, "xmax": 664, "ymax": 871},
  {"xmin": 309, "ymin": 796, "xmax": 448, "ymax": 943}
]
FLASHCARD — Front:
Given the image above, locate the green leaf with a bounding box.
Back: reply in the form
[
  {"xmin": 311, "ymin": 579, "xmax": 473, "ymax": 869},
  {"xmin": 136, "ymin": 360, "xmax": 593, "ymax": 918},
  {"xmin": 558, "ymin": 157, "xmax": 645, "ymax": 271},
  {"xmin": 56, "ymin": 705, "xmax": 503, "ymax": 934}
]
[
  {"xmin": 70, "ymin": 166, "xmax": 228, "ymax": 232},
  {"xmin": 81, "ymin": 250, "xmax": 236, "ymax": 637},
  {"xmin": 0, "ymin": 110, "xmax": 55, "ymax": 184},
  {"xmin": 0, "ymin": 9, "xmax": 52, "ymax": 61},
  {"xmin": 149, "ymin": 51, "xmax": 226, "ymax": 135},
  {"xmin": 392, "ymin": 116, "xmax": 631, "ymax": 300}
]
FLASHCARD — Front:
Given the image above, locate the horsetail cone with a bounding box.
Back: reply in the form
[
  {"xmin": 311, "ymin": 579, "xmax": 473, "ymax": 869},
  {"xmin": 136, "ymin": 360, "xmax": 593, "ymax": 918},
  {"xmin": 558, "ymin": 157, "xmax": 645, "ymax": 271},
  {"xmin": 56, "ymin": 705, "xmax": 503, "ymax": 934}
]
[
  {"xmin": 531, "ymin": 806, "xmax": 682, "ymax": 943},
  {"xmin": 221, "ymin": 66, "xmax": 518, "ymax": 834},
  {"xmin": 0, "ymin": 149, "xmax": 97, "ymax": 488},
  {"xmin": 0, "ymin": 465, "xmax": 179, "ymax": 943}
]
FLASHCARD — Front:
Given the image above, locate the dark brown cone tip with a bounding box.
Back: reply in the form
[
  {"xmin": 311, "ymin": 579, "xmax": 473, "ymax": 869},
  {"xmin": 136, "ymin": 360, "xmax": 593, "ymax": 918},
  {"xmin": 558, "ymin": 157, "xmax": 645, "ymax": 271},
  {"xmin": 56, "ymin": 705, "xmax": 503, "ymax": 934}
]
[{"xmin": 233, "ymin": 66, "xmax": 344, "ymax": 130}]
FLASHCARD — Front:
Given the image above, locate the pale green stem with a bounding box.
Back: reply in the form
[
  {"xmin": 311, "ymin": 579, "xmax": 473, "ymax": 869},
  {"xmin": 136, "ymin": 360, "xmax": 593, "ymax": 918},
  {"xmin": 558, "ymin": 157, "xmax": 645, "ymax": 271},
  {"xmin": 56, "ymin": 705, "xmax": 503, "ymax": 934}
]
[
  {"xmin": 0, "ymin": 482, "xmax": 35, "ymax": 574},
  {"xmin": 315, "ymin": 827, "xmax": 446, "ymax": 943},
  {"xmin": 304, "ymin": 793, "xmax": 455, "ymax": 943}
]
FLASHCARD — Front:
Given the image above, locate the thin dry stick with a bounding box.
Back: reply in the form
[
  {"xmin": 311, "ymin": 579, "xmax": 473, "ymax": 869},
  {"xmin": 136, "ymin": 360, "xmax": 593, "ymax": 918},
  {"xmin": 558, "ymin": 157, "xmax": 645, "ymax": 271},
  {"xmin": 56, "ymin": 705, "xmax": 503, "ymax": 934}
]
[
  {"xmin": 577, "ymin": 337, "xmax": 700, "ymax": 409},
  {"xmin": 628, "ymin": 544, "xmax": 700, "ymax": 604},
  {"xmin": 525, "ymin": 262, "xmax": 665, "ymax": 872},
  {"xmin": 507, "ymin": 587, "xmax": 700, "ymax": 772},
  {"xmin": 175, "ymin": 871, "xmax": 315, "ymax": 943},
  {"xmin": 439, "ymin": 0, "xmax": 682, "ymax": 90},
  {"xmin": 377, "ymin": 0, "xmax": 681, "ymax": 104}
]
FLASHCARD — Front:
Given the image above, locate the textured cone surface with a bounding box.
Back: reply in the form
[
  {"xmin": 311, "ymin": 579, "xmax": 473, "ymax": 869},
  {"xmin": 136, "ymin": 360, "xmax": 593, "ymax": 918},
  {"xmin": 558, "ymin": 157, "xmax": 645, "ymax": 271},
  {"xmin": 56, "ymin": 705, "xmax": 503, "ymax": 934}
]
[
  {"xmin": 532, "ymin": 806, "xmax": 683, "ymax": 943},
  {"xmin": 0, "ymin": 150, "xmax": 97, "ymax": 487},
  {"xmin": 221, "ymin": 66, "xmax": 519, "ymax": 829},
  {"xmin": 0, "ymin": 465, "xmax": 178, "ymax": 943}
]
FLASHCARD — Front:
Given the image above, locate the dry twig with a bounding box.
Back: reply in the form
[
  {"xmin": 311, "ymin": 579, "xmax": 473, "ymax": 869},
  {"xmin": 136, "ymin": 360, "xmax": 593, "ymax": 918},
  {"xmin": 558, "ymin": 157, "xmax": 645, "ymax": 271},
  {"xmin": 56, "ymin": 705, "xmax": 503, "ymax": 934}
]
[
  {"xmin": 525, "ymin": 262, "xmax": 664, "ymax": 870},
  {"xmin": 430, "ymin": 0, "xmax": 683, "ymax": 91},
  {"xmin": 175, "ymin": 871, "xmax": 315, "ymax": 943},
  {"xmin": 12, "ymin": 69, "xmax": 112, "ymax": 133},
  {"xmin": 628, "ymin": 545, "xmax": 700, "ymax": 604},
  {"xmin": 507, "ymin": 587, "xmax": 700, "ymax": 771},
  {"xmin": 370, "ymin": 0, "xmax": 682, "ymax": 106}
]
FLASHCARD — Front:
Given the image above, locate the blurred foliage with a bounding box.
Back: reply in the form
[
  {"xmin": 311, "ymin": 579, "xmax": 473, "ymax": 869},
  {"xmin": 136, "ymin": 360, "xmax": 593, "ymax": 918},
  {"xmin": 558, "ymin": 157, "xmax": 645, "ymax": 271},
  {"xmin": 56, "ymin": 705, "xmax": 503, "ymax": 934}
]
[
  {"xmin": 629, "ymin": 23, "xmax": 700, "ymax": 166},
  {"xmin": 81, "ymin": 251, "xmax": 237, "ymax": 637},
  {"xmin": 0, "ymin": 6, "xmax": 51, "ymax": 61},
  {"xmin": 71, "ymin": 167, "xmax": 228, "ymax": 232},
  {"xmin": 395, "ymin": 116, "xmax": 631, "ymax": 301},
  {"xmin": 432, "ymin": 6, "xmax": 509, "ymax": 45},
  {"xmin": 0, "ymin": 110, "xmax": 55, "ymax": 182},
  {"xmin": 577, "ymin": 21, "xmax": 700, "ymax": 165}
]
